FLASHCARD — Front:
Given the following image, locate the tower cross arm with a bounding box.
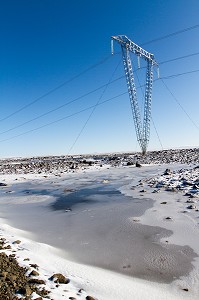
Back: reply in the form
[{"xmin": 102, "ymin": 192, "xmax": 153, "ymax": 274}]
[{"xmin": 111, "ymin": 35, "xmax": 158, "ymax": 65}]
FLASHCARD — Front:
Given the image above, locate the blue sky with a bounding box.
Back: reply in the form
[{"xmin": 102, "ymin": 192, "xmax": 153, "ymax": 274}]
[{"xmin": 0, "ymin": 0, "xmax": 199, "ymax": 158}]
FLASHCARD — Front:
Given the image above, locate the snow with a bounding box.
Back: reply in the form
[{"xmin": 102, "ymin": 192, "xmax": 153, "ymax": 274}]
[{"xmin": 0, "ymin": 162, "xmax": 199, "ymax": 299}]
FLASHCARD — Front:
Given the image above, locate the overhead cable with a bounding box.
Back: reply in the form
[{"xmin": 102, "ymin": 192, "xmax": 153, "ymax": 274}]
[
  {"xmin": 67, "ymin": 59, "xmax": 122, "ymax": 154},
  {"xmin": 1, "ymin": 23, "xmax": 199, "ymax": 123},
  {"xmin": 0, "ymin": 54, "xmax": 113, "ymax": 122},
  {"xmin": 142, "ymin": 23, "xmax": 199, "ymax": 45},
  {"xmin": 159, "ymin": 69, "xmax": 199, "ymax": 80},
  {"xmin": 1, "ymin": 67, "xmax": 199, "ymax": 137},
  {"xmin": 0, "ymin": 75, "xmax": 125, "ymax": 135},
  {"xmin": 161, "ymin": 79, "xmax": 199, "ymax": 131},
  {"xmin": 0, "ymin": 92, "xmax": 127, "ymax": 143},
  {"xmin": 2, "ymin": 23, "xmax": 199, "ymax": 122}
]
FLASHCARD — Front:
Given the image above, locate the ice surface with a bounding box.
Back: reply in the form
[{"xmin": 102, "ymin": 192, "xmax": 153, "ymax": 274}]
[{"xmin": 0, "ymin": 163, "xmax": 199, "ymax": 299}]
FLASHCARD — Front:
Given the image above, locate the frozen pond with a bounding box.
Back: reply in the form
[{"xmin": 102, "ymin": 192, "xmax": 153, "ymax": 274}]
[{"xmin": 0, "ymin": 165, "xmax": 197, "ymax": 283}]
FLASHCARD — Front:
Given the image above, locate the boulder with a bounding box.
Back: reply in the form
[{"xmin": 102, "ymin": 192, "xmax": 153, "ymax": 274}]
[
  {"xmin": 49, "ymin": 273, "xmax": 70, "ymax": 284},
  {"xmin": 163, "ymin": 168, "xmax": 171, "ymax": 175},
  {"xmin": 135, "ymin": 162, "xmax": 142, "ymax": 168}
]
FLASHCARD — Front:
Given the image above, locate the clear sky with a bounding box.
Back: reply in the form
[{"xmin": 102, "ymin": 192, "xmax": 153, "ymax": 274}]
[{"xmin": 1, "ymin": 0, "xmax": 199, "ymax": 158}]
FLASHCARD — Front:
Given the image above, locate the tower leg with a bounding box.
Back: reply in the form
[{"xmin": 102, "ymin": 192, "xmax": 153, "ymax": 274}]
[
  {"xmin": 142, "ymin": 61, "xmax": 153, "ymax": 155},
  {"xmin": 121, "ymin": 47, "xmax": 143, "ymax": 150}
]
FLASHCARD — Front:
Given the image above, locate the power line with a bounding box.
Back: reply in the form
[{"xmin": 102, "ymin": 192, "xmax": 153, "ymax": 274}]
[
  {"xmin": 1, "ymin": 64, "xmax": 198, "ymax": 143},
  {"xmin": 159, "ymin": 69, "xmax": 199, "ymax": 80},
  {"xmin": 159, "ymin": 51, "xmax": 199, "ymax": 65},
  {"xmin": 1, "ymin": 66, "xmax": 199, "ymax": 138},
  {"xmin": 161, "ymin": 79, "xmax": 199, "ymax": 131},
  {"xmin": 0, "ymin": 92, "xmax": 127, "ymax": 143},
  {"xmin": 151, "ymin": 116, "xmax": 164, "ymax": 150},
  {"xmin": 67, "ymin": 59, "xmax": 122, "ymax": 154},
  {"xmin": 127, "ymin": 51, "xmax": 199, "ymax": 73},
  {"xmin": 142, "ymin": 23, "xmax": 199, "ymax": 46},
  {"xmin": 1, "ymin": 45, "xmax": 199, "ymax": 141},
  {"xmin": 0, "ymin": 54, "xmax": 113, "ymax": 122},
  {"xmin": 2, "ymin": 50, "xmax": 198, "ymax": 136},
  {"xmin": 0, "ymin": 75, "xmax": 125, "ymax": 135},
  {"xmin": 2, "ymin": 23, "xmax": 199, "ymax": 123},
  {"xmin": 1, "ymin": 23, "xmax": 198, "ymax": 126}
]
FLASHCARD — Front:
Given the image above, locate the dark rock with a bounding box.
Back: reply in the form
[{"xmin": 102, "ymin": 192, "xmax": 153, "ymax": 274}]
[
  {"xmin": 28, "ymin": 278, "xmax": 45, "ymax": 285},
  {"xmin": 25, "ymin": 285, "xmax": 33, "ymax": 296},
  {"xmin": 187, "ymin": 205, "xmax": 196, "ymax": 209},
  {"xmin": 18, "ymin": 285, "xmax": 33, "ymax": 296},
  {"xmin": 186, "ymin": 199, "xmax": 196, "ymax": 203},
  {"xmin": 49, "ymin": 273, "xmax": 70, "ymax": 284},
  {"xmin": 184, "ymin": 192, "xmax": 192, "ymax": 197},
  {"xmin": 192, "ymin": 184, "xmax": 199, "ymax": 190},
  {"xmin": 163, "ymin": 168, "xmax": 171, "ymax": 175},
  {"xmin": 135, "ymin": 162, "xmax": 142, "ymax": 167},
  {"xmin": 152, "ymin": 189, "xmax": 160, "ymax": 193},
  {"xmin": 86, "ymin": 296, "xmax": 96, "ymax": 300},
  {"xmin": 183, "ymin": 181, "xmax": 193, "ymax": 186},
  {"xmin": 4, "ymin": 245, "xmax": 12, "ymax": 249},
  {"xmin": 29, "ymin": 270, "xmax": 39, "ymax": 277},
  {"xmin": 12, "ymin": 240, "xmax": 21, "ymax": 245},
  {"xmin": 38, "ymin": 287, "xmax": 50, "ymax": 296},
  {"xmin": 29, "ymin": 263, "xmax": 39, "ymax": 269},
  {"xmin": 160, "ymin": 202, "xmax": 167, "ymax": 204},
  {"xmin": 0, "ymin": 251, "xmax": 48, "ymax": 299}
]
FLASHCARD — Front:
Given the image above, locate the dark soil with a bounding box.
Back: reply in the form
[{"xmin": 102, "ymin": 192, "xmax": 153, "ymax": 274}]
[{"xmin": 0, "ymin": 238, "xmax": 49, "ymax": 300}]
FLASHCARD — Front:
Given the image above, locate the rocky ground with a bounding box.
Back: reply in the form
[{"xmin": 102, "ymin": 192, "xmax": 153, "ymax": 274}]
[
  {"xmin": 0, "ymin": 237, "xmax": 50, "ymax": 300},
  {"xmin": 144, "ymin": 165, "xmax": 199, "ymax": 213},
  {"xmin": 0, "ymin": 237, "xmax": 95, "ymax": 300},
  {"xmin": 0, "ymin": 148, "xmax": 198, "ymax": 175}
]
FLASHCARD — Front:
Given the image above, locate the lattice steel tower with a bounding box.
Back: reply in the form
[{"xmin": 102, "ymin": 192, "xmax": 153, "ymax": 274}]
[{"xmin": 111, "ymin": 35, "xmax": 158, "ymax": 155}]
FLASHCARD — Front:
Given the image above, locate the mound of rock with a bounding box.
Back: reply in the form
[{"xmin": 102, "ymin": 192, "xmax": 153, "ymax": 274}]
[
  {"xmin": 0, "ymin": 148, "xmax": 198, "ymax": 175},
  {"xmin": 0, "ymin": 252, "xmax": 49, "ymax": 299}
]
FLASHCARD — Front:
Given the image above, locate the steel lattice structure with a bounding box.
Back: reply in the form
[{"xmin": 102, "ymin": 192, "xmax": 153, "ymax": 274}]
[{"xmin": 111, "ymin": 35, "xmax": 158, "ymax": 154}]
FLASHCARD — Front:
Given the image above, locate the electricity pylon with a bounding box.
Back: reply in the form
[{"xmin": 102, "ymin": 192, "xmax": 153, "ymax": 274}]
[{"xmin": 111, "ymin": 35, "xmax": 158, "ymax": 155}]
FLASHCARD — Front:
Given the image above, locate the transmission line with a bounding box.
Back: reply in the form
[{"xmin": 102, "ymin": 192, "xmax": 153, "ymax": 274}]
[
  {"xmin": 1, "ymin": 46, "xmax": 199, "ymax": 142},
  {"xmin": 67, "ymin": 59, "xmax": 122, "ymax": 154},
  {"xmin": 0, "ymin": 54, "xmax": 113, "ymax": 122},
  {"xmin": 142, "ymin": 23, "xmax": 199, "ymax": 46},
  {"xmin": 1, "ymin": 23, "xmax": 198, "ymax": 125},
  {"xmin": 1, "ymin": 66, "xmax": 199, "ymax": 139},
  {"xmin": 2, "ymin": 23, "xmax": 199, "ymax": 123},
  {"xmin": 151, "ymin": 116, "xmax": 164, "ymax": 150},
  {"xmin": 159, "ymin": 51, "xmax": 199, "ymax": 65},
  {"xmin": 1, "ymin": 64, "xmax": 199, "ymax": 144},
  {"xmin": 159, "ymin": 69, "xmax": 199, "ymax": 79},
  {"xmin": 0, "ymin": 92, "xmax": 127, "ymax": 143},
  {"xmin": 161, "ymin": 79, "xmax": 199, "ymax": 131},
  {"xmin": 0, "ymin": 75, "xmax": 125, "ymax": 135}
]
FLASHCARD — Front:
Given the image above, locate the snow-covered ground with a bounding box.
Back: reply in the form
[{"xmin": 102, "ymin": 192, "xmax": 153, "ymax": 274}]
[{"xmin": 0, "ymin": 161, "xmax": 199, "ymax": 300}]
